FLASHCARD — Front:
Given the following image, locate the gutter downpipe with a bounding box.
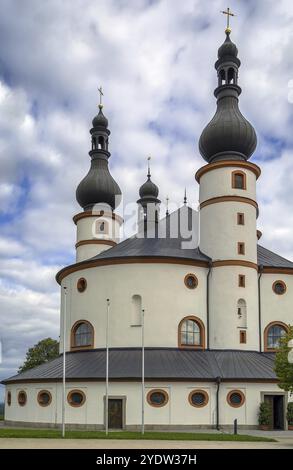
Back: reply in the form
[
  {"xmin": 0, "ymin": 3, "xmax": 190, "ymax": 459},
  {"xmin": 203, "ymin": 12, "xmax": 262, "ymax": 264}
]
[
  {"xmin": 207, "ymin": 261, "xmax": 212, "ymax": 350},
  {"xmin": 216, "ymin": 376, "xmax": 222, "ymax": 431},
  {"xmin": 258, "ymin": 265, "xmax": 263, "ymax": 352}
]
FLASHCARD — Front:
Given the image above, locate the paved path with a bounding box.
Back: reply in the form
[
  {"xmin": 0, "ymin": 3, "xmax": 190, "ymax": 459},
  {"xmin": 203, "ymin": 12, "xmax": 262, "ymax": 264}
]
[{"xmin": 0, "ymin": 437, "xmax": 292, "ymax": 449}]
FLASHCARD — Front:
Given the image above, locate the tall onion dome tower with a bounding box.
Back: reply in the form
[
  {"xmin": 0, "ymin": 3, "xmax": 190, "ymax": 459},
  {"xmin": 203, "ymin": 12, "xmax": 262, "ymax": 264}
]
[
  {"xmin": 196, "ymin": 25, "xmax": 262, "ymax": 350},
  {"xmin": 137, "ymin": 158, "xmax": 161, "ymax": 235},
  {"xmin": 74, "ymin": 101, "xmax": 123, "ymax": 262}
]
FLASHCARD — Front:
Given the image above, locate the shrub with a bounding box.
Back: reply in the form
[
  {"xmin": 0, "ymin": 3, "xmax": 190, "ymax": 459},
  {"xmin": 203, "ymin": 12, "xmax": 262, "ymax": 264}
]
[{"xmin": 258, "ymin": 402, "xmax": 271, "ymax": 426}]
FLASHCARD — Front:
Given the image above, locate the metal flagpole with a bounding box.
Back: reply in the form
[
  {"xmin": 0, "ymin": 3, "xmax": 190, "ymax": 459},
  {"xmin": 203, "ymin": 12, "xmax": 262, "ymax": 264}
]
[
  {"xmin": 141, "ymin": 308, "xmax": 145, "ymax": 435},
  {"xmin": 105, "ymin": 298, "xmax": 110, "ymax": 436},
  {"xmin": 62, "ymin": 286, "xmax": 67, "ymax": 438}
]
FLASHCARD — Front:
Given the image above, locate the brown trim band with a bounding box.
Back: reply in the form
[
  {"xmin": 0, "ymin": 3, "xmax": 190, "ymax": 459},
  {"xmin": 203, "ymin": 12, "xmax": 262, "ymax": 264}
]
[
  {"xmin": 200, "ymin": 195, "xmax": 258, "ymax": 210},
  {"xmin": 212, "ymin": 260, "xmax": 258, "ymax": 270},
  {"xmin": 73, "ymin": 211, "xmax": 123, "ymax": 225},
  {"xmin": 195, "ymin": 160, "xmax": 261, "ymax": 183},
  {"xmin": 75, "ymin": 239, "xmax": 117, "ymax": 249},
  {"xmin": 56, "ymin": 257, "xmax": 209, "ymax": 284},
  {"xmin": 262, "ymin": 267, "xmax": 293, "ymax": 275}
]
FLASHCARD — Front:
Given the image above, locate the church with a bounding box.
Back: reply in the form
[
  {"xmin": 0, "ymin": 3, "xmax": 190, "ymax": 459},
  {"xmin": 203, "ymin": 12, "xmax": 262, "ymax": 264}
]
[{"xmin": 2, "ymin": 23, "xmax": 293, "ymax": 431}]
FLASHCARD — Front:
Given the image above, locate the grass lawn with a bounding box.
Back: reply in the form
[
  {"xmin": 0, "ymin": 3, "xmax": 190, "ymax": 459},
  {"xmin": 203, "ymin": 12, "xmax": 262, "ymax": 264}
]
[{"xmin": 0, "ymin": 429, "xmax": 275, "ymax": 442}]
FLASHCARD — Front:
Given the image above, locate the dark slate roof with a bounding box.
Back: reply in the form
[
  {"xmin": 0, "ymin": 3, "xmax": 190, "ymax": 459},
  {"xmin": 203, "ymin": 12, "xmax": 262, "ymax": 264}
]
[
  {"xmin": 257, "ymin": 245, "xmax": 293, "ymax": 269},
  {"xmin": 2, "ymin": 349, "xmax": 277, "ymax": 384}
]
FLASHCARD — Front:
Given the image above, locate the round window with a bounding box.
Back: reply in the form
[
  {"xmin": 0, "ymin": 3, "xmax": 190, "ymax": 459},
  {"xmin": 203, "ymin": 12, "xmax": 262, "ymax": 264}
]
[
  {"xmin": 147, "ymin": 390, "xmax": 169, "ymax": 407},
  {"xmin": 184, "ymin": 274, "xmax": 198, "ymax": 290},
  {"xmin": 77, "ymin": 278, "xmax": 87, "ymax": 293},
  {"xmin": 67, "ymin": 390, "xmax": 86, "ymax": 407},
  {"xmin": 18, "ymin": 391, "xmax": 27, "ymax": 407},
  {"xmin": 272, "ymin": 281, "xmax": 286, "ymax": 295},
  {"xmin": 227, "ymin": 390, "xmax": 245, "ymax": 408},
  {"xmin": 37, "ymin": 390, "xmax": 52, "ymax": 407},
  {"xmin": 7, "ymin": 391, "xmax": 11, "ymax": 406},
  {"xmin": 189, "ymin": 390, "xmax": 209, "ymax": 408}
]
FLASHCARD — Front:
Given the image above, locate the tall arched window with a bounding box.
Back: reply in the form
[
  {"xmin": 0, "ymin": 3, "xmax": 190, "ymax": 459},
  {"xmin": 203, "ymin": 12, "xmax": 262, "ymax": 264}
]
[
  {"xmin": 98, "ymin": 136, "xmax": 105, "ymax": 149},
  {"xmin": 227, "ymin": 67, "xmax": 235, "ymax": 84},
  {"xmin": 178, "ymin": 316, "xmax": 205, "ymax": 349},
  {"xmin": 232, "ymin": 171, "xmax": 246, "ymax": 190},
  {"xmin": 264, "ymin": 322, "xmax": 288, "ymax": 351},
  {"xmin": 237, "ymin": 299, "xmax": 247, "ymax": 328},
  {"xmin": 71, "ymin": 320, "xmax": 94, "ymax": 350},
  {"xmin": 131, "ymin": 294, "xmax": 142, "ymax": 326}
]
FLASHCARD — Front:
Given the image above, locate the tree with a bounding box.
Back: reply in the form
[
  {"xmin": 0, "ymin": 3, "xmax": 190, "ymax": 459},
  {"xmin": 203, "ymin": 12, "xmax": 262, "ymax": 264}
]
[
  {"xmin": 274, "ymin": 325, "xmax": 293, "ymax": 395},
  {"xmin": 18, "ymin": 338, "xmax": 59, "ymax": 373}
]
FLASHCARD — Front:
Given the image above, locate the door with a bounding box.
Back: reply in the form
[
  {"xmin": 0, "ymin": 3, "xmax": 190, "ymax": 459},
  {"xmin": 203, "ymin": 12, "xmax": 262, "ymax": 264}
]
[
  {"xmin": 108, "ymin": 399, "xmax": 123, "ymax": 429},
  {"xmin": 264, "ymin": 395, "xmax": 284, "ymax": 430}
]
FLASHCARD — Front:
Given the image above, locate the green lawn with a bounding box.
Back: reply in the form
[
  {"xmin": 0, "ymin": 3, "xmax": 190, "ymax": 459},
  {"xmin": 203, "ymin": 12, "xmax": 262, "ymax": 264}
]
[{"xmin": 0, "ymin": 429, "xmax": 275, "ymax": 442}]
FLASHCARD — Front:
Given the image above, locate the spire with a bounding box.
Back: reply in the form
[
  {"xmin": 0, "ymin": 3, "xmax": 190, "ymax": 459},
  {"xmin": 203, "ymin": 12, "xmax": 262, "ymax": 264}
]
[
  {"xmin": 166, "ymin": 196, "xmax": 169, "ymax": 217},
  {"xmin": 137, "ymin": 158, "xmax": 161, "ymax": 231},
  {"xmin": 184, "ymin": 188, "xmax": 187, "ymax": 206},
  {"xmin": 198, "ymin": 20, "xmax": 257, "ymax": 163},
  {"xmin": 138, "ymin": 157, "xmax": 160, "ymax": 202},
  {"xmin": 76, "ymin": 91, "xmax": 122, "ymax": 211}
]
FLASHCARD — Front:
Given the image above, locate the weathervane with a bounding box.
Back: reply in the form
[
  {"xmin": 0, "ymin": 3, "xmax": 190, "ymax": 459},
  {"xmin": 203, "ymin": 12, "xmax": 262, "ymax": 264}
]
[
  {"xmin": 221, "ymin": 7, "xmax": 236, "ymax": 33},
  {"xmin": 98, "ymin": 86, "xmax": 104, "ymax": 108}
]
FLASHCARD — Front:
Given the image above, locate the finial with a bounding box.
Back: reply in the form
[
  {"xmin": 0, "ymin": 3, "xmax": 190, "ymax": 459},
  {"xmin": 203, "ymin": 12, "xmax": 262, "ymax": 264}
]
[
  {"xmin": 184, "ymin": 188, "xmax": 187, "ymax": 205},
  {"xmin": 98, "ymin": 86, "xmax": 104, "ymax": 109},
  {"xmin": 221, "ymin": 7, "xmax": 236, "ymax": 34},
  {"xmin": 147, "ymin": 156, "xmax": 151, "ymax": 179},
  {"xmin": 166, "ymin": 196, "xmax": 169, "ymax": 216}
]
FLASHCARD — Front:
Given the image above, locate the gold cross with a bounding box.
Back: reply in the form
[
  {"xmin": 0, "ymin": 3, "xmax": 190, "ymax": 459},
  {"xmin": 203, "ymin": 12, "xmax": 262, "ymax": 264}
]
[
  {"xmin": 221, "ymin": 7, "xmax": 236, "ymax": 33},
  {"xmin": 98, "ymin": 86, "xmax": 104, "ymax": 107}
]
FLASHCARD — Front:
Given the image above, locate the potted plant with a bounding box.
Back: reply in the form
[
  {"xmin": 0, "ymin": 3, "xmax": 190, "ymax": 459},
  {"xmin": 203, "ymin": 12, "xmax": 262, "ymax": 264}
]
[
  {"xmin": 287, "ymin": 402, "xmax": 293, "ymax": 430},
  {"xmin": 258, "ymin": 402, "xmax": 271, "ymax": 430}
]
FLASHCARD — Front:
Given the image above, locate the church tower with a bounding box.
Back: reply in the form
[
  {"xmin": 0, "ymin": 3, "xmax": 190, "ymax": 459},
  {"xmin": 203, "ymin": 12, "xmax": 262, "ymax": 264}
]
[
  {"xmin": 137, "ymin": 158, "xmax": 161, "ymax": 236},
  {"xmin": 196, "ymin": 26, "xmax": 261, "ymax": 350},
  {"xmin": 75, "ymin": 100, "xmax": 122, "ymax": 262}
]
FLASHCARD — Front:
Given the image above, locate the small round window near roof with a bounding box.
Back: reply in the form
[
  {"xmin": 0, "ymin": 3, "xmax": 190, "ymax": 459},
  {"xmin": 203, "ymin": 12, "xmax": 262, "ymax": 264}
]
[
  {"xmin": 18, "ymin": 391, "xmax": 27, "ymax": 407},
  {"xmin": 147, "ymin": 389, "xmax": 169, "ymax": 408},
  {"xmin": 77, "ymin": 278, "xmax": 87, "ymax": 293},
  {"xmin": 37, "ymin": 390, "xmax": 52, "ymax": 407},
  {"xmin": 272, "ymin": 280, "xmax": 286, "ymax": 295},
  {"xmin": 184, "ymin": 274, "xmax": 198, "ymax": 290},
  {"xmin": 67, "ymin": 390, "xmax": 86, "ymax": 407},
  {"xmin": 189, "ymin": 390, "xmax": 209, "ymax": 408},
  {"xmin": 227, "ymin": 390, "xmax": 245, "ymax": 408}
]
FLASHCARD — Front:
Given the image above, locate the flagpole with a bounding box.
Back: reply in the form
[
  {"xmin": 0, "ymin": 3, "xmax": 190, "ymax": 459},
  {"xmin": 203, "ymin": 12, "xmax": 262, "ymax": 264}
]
[
  {"xmin": 62, "ymin": 286, "xmax": 67, "ymax": 438},
  {"xmin": 105, "ymin": 298, "xmax": 110, "ymax": 436},
  {"xmin": 141, "ymin": 308, "xmax": 145, "ymax": 435}
]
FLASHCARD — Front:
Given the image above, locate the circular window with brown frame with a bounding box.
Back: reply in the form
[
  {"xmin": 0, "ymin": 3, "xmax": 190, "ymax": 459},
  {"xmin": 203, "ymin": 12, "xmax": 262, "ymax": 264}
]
[
  {"xmin": 272, "ymin": 280, "xmax": 287, "ymax": 295},
  {"xmin": 184, "ymin": 274, "xmax": 198, "ymax": 290},
  {"xmin": 37, "ymin": 390, "xmax": 52, "ymax": 407},
  {"xmin": 227, "ymin": 390, "xmax": 245, "ymax": 408},
  {"xmin": 67, "ymin": 390, "xmax": 86, "ymax": 407},
  {"xmin": 189, "ymin": 389, "xmax": 209, "ymax": 408},
  {"xmin": 77, "ymin": 278, "xmax": 87, "ymax": 293},
  {"xmin": 147, "ymin": 389, "xmax": 169, "ymax": 408},
  {"xmin": 18, "ymin": 390, "xmax": 27, "ymax": 407},
  {"xmin": 7, "ymin": 391, "xmax": 11, "ymax": 406}
]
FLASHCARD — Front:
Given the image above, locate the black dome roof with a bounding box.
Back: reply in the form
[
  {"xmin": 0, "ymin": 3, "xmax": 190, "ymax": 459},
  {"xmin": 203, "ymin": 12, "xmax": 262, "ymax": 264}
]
[
  {"xmin": 76, "ymin": 159, "xmax": 121, "ymax": 211},
  {"xmin": 218, "ymin": 32, "xmax": 238, "ymax": 59},
  {"xmin": 92, "ymin": 105, "xmax": 108, "ymax": 128},
  {"xmin": 139, "ymin": 176, "xmax": 159, "ymax": 199}
]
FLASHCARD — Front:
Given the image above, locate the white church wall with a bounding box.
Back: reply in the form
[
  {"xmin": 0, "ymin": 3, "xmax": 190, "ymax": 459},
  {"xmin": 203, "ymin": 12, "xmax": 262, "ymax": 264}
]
[
  {"xmin": 199, "ymin": 202, "xmax": 257, "ymax": 262},
  {"xmin": 5, "ymin": 381, "xmax": 287, "ymax": 428},
  {"xmin": 60, "ymin": 263, "xmax": 208, "ymax": 352},
  {"xmin": 209, "ymin": 266, "xmax": 259, "ymax": 350},
  {"xmin": 199, "ymin": 167, "xmax": 257, "ymax": 203}
]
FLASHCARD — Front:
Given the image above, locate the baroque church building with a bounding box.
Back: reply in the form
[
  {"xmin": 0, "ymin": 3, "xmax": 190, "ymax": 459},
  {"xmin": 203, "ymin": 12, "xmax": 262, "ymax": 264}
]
[{"xmin": 2, "ymin": 28, "xmax": 293, "ymax": 430}]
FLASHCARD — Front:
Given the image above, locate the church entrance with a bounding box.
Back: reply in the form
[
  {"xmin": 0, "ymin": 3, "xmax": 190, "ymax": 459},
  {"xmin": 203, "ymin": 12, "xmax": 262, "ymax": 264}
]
[
  {"xmin": 264, "ymin": 394, "xmax": 285, "ymax": 430},
  {"xmin": 108, "ymin": 398, "xmax": 124, "ymax": 429}
]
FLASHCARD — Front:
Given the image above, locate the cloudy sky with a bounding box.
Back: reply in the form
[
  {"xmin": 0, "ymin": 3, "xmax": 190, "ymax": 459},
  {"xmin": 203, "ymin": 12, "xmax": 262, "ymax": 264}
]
[{"xmin": 1, "ymin": 0, "xmax": 293, "ymax": 399}]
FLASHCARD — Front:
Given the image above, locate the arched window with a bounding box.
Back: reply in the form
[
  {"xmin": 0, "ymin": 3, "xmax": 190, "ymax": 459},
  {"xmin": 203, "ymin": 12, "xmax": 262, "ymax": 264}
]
[
  {"xmin": 92, "ymin": 136, "xmax": 96, "ymax": 150},
  {"xmin": 227, "ymin": 67, "xmax": 235, "ymax": 84},
  {"xmin": 264, "ymin": 322, "xmax": 288, "ymax": 351},
  {"xmin": 71, "ymin": 321, "xmax": 94, "ymax": 350},
  {"xmin": 178, "ymin": 316, "xmax": 205, "ymax": 349},
  {"xmin": 237, "ymin": 299, "xmax": 247, "ymax": 328},
  {"xmin": 232, "ymin": 171, "xmax": 246, "ymax": 190},
  {"xmin": 131, "ymin": 294, "xmax": 142, "ymax": 326},
  {"xmin": 95, "ymin": 219, "xmax": 109, "ymax": 235},
  {"xmin": 98, "ymin": 136, "xmax": 105, "ymax": 149},
  {"xmin": 219, "ymin": 68, "xmax": 226, "ymax": 86}
]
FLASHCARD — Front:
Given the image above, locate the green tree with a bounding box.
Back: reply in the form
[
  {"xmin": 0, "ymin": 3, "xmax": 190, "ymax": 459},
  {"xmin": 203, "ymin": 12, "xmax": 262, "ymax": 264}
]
[
  {"xmin": 274, "ymin": 325, "xmax": 293, "ymax": 395},
  {"xmin": 18, "ymin": 338, "xmax": 59, "ymax": 373}
]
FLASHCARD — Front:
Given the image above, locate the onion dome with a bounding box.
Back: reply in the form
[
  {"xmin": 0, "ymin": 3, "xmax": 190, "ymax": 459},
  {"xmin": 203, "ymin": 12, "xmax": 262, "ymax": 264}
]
[
  {"xmin": 76, "ymin": 103, "xmax": 121, "ymax": 211},
  {"xmin": 198, "ymin": 31, "xmax": 257, "ymax": 163},
  {"xmin": 92, "ymin": 105, "xmax": 109, "ymax": 128},
  {"xmin": 137, "ymin": 159, "xmax": 160, "ymax": 205}
]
